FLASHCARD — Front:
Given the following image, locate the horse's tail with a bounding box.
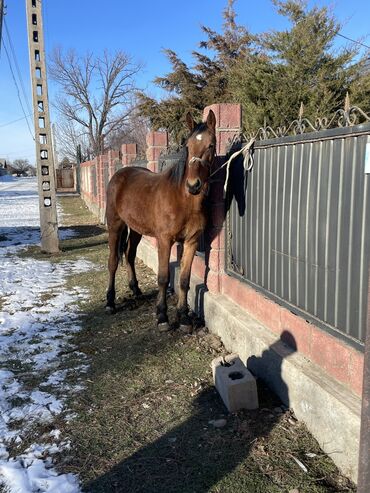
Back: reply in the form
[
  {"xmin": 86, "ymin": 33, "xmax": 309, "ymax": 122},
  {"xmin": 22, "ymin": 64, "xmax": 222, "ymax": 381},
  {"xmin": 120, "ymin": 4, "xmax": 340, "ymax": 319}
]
[{"xmin": 118, "ymin": 225, "xmax": 129, "ymax": 264}]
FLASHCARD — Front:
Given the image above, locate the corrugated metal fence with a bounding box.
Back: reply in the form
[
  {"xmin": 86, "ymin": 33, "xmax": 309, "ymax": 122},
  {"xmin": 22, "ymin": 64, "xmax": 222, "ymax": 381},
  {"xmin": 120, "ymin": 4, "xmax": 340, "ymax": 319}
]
[{"xmin": 226, "ymin": 123, "xmax": 370, "ymax": 348}]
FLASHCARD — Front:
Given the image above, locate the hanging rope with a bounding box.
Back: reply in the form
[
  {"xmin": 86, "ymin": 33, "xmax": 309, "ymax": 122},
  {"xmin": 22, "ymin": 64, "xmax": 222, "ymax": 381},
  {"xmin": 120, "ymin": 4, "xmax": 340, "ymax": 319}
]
[
  {"xmin": 206, "ymin": 137, "xmax": 255, "ymax": 196},
  {"xmin": 223, "ymin": 137, "xmax": 255, "ymax": 196}
]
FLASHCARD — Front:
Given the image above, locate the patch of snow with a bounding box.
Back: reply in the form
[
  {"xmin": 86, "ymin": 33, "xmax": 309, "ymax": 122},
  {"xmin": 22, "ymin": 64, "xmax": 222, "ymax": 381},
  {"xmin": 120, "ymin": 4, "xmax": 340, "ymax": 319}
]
[
  {"xmin": 0, "ymin": 445, "xmax": 81, "ymax": 493},
  {"xmin": 0, "ymin": 178, "xmax": 78, "ymax": 253},
  {"xmin": 0, "ymin": 178, "xmax": 94, "ymax": 492}
]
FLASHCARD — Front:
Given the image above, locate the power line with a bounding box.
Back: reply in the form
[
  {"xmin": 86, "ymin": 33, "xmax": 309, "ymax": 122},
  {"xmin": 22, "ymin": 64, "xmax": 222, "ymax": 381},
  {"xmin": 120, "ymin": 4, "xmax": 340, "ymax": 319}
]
[
  {"xmin": 336, "ymin": 32, "xmax": 370, "ymax": 51},
  {"xmin": 3, "ymin": 40, "xmax": 35, "ymax": 141},
  {"xmin": 0, "ymin": 113, "xmax": 33, "ymax": 128},
  {"xmin": 0, "ymin": 0, "xmax": 4, "ymax": 57},
  {"xmin": 4, "ymin": 147, "xmax": 36, "ymax": 156},
  {"xmin": 4, "ymin": 19, "xmax": 33, "ymax": 117}
]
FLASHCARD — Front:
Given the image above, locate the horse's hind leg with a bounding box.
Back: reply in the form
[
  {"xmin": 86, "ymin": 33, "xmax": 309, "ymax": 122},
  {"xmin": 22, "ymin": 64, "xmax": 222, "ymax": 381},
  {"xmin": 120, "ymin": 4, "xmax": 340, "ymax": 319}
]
[
  {"xmin": 106, "ymin": 218, "xmax": 126, "ymax": 314},
  {"xmin": 125, "ymin": 229, "xmax": 142, "ymax": 296}
]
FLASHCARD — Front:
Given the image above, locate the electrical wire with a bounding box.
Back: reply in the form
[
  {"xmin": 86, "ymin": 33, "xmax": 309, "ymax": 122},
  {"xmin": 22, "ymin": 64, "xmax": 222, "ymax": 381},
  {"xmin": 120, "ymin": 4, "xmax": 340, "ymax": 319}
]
[
  {"xmin": 4, "ymin": 19, "xmax": 33, "ymax": 117},
  {"xmin": 3, "ymin": 41, "xmax": 35, "ymax": 141},
  {"xmin": 0, "ymin": 113, "xmax": 33, "ymax": 128},
  {"xmin": 4, "ymin": 147, "xmax": 35, "ymax": 156},
  {"xmin": 335, "ymin": 32, "xmax": 370, "ymax": 51}
]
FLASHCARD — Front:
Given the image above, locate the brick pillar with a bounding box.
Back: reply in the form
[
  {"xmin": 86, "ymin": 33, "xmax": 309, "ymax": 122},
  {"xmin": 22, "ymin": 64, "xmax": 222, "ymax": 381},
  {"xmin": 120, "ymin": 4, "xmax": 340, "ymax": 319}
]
[
  {"xmin": 108, "ymin": 149, "xmax": 120, "ymax": 178},
  {"xmin": 146, "ymin": 131, "xmax": 168, "ymax": 173},
  {"xmin": 121, "ymin": 143, "xmax": 137, "ymax": 167},
  {"xmin": 203, "ymin": 103, "xmax": 242, "ymax": 294}
]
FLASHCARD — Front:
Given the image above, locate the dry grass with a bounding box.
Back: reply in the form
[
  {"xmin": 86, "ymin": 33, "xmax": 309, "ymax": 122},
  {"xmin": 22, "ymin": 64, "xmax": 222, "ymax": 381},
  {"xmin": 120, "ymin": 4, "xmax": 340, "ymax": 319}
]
[{"xmin": 9, "ymin": 195, "xmax": 356, "ymax": 493}]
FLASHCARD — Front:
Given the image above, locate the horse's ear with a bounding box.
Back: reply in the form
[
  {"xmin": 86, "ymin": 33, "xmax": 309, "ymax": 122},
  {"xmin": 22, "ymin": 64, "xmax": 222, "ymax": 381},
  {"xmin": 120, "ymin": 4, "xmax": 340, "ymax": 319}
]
[
  {"xmin": 206, "ymin": 109, "xmax": 216, "ymax": 131},
  {"xmin": 186, "ymin": 112, "xmax": 195, "ymax": 132}
]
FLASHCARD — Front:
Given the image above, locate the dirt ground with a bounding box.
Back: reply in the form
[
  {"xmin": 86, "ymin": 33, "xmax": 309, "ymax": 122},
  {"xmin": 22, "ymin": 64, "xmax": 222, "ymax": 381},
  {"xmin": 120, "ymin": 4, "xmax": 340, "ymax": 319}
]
[{"xmin": 16, "ymin": 196, "xmax": 357, "ymax": 493}]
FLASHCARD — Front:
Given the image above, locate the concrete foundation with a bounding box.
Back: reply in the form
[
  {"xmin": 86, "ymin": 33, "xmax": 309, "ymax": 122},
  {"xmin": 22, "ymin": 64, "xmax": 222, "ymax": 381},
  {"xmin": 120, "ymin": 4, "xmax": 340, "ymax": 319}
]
[{"xmin": 137, "ymin": 238, "xmax": 361, "ymax": 482}]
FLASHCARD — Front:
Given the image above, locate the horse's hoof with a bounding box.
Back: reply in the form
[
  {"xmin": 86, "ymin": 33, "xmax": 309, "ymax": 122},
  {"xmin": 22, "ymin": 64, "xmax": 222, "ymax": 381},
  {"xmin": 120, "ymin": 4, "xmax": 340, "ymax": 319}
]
[
  {"xmin": 105, "ymin": 305, "xmax": 116, "ymax": 315},
  {"xmin": 158, "ymin": 322, "xmax": 170, "ymax": 332},
  {"xmin": 179, "ymin": 324, "xmax": 193, "ymax": 334}
]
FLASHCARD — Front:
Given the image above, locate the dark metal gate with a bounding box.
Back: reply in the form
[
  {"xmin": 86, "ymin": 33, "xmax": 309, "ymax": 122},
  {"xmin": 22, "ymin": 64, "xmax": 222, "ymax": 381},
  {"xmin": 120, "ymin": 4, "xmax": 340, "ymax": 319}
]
[
  {"xmin": 226, "ymin": 110, "xmax": 370, "ymax": 348},
  {"xmin": 131, "ymin": 158, "xmax": 149, "ymax": 168},
  {"xmin": 56, "ymin": 168, "xmax": 75, "ymax": 190}
]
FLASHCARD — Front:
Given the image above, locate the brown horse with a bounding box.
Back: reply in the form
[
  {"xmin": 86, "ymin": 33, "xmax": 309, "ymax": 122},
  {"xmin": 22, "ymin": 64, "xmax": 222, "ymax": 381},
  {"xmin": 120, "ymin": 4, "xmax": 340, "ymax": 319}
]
[{"xmin": 105, "ymin": 109, "xmax": 216, "ymax": 331}]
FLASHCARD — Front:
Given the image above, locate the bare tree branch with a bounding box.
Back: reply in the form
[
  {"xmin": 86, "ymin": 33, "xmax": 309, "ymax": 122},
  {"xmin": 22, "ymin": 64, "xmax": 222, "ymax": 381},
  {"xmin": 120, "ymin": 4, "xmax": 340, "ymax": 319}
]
[
  {"xmin": 49, "ymin": 48, "xmax": 143, "ymax": 157},
  {"xmin": 55, "ymin": 119, "xmax": 91, "ymax": 163},
  {"xmin": 9, "ymin": 159, "xmax": 31, "ymax": 176}
]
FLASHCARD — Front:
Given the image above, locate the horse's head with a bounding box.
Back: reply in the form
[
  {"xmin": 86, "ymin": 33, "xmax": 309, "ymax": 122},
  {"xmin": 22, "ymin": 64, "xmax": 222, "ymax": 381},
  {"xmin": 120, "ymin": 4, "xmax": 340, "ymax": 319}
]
[{"xmin": 185, "ymin": 110, "xmax": 216, "ymax": 196}]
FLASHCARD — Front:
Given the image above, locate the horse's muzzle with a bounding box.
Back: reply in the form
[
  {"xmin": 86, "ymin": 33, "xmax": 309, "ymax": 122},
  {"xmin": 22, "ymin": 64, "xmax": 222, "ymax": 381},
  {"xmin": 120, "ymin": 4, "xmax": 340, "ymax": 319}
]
[{"xmin": 186, "ymin": 179, "xmax": 202, "ymax": 195}]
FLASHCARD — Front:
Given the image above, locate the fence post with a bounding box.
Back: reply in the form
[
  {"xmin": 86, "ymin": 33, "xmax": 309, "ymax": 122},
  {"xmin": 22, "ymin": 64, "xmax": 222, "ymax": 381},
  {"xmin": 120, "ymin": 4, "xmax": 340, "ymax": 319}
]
[
  {"xmin": 146, "ymin": 131, "xmax": 168, "ymax": 172},
  {"xmin": 121, "ymin": 143, "xmax": 138, "ymax": 167},
  {"xmin": 358, "ymin": 266, "xmax": 370, "ymax": 491},
  {"xmin": 203, "ymin": 103, "xmax": 242, "ymax": 294}
]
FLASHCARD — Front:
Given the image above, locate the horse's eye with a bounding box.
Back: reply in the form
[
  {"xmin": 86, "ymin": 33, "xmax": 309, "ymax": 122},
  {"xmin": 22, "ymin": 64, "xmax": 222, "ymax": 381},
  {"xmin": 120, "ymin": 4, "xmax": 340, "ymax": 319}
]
[{"xmin": 209, "ymin": 144, "xmax": 215, "ymax": 149}]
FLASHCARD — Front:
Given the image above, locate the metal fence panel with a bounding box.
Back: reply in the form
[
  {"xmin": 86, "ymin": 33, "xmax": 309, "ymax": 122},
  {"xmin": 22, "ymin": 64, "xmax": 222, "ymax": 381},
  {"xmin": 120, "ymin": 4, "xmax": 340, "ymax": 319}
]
[
  {"xmin": 226, "ymin": 124, "xmax": 370, "ymax": 347},
  {"xmin": 159, "ymin": 147, "xmax": 187, "ymax": 172},
  {"xmin": 131, "ymin": 158, "xmax": 148, "ymax": 168}
]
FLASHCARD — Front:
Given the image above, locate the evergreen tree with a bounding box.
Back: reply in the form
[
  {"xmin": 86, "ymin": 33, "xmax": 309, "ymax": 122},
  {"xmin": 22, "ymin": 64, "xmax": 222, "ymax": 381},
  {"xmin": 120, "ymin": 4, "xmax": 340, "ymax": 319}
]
[
  {"xmin": 229, "ymin": 0, "xmax": 362, "ymax": 131},
  {"xmin": 138, "ymin": 0, "xmax": 251, "ymax": 141},
  {"xmin": 139, "ymin": 0, "xmax": 369, "ymax": 137},
  {"xmin": 349, "ymin": 56, "xmax": 370, "ymax": 113}
]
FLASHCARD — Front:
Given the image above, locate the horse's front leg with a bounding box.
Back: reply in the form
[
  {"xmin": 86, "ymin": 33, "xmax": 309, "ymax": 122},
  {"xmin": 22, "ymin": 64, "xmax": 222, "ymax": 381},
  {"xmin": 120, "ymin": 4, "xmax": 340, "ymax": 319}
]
[
  {"xmin": 177, "ymin": 239, "xmax": 198, "ymax": 333},
  {"xmin": 156, "ymin": 238, "xmax": 172, "ymax": 332}
]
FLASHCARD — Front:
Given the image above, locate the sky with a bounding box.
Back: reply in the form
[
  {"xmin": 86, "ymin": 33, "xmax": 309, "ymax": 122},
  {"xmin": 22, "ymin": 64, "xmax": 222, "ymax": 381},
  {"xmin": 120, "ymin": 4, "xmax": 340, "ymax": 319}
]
[{"xmin": 0, "ymin": 0, "xmax": 369, "ymax": 165}]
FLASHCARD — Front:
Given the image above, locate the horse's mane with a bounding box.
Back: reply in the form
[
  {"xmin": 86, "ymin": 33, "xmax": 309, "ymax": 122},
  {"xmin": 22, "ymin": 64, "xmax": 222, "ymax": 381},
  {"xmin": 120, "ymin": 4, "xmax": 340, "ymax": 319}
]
[
  {"xmin": 166, "ymin": 123, "xmax": 208, "ymax": 186},
  {"xmin": 166, "ymin": 146, "xmax": 188, "ymax": 186}
]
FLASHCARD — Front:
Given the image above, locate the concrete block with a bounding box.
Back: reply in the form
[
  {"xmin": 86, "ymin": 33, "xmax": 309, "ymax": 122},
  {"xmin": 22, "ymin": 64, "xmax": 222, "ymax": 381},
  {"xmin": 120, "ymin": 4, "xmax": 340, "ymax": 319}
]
[{"xmin": 212, "ymin": 353, "xmax": 259, "ymax": 412}]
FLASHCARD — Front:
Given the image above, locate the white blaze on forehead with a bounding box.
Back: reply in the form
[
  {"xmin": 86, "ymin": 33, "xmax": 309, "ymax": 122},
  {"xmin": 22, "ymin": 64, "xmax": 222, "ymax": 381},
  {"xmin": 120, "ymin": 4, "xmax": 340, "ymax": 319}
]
[{"xmin": 196, "ymin": 134, "xmax": 203, "ymax": 141}]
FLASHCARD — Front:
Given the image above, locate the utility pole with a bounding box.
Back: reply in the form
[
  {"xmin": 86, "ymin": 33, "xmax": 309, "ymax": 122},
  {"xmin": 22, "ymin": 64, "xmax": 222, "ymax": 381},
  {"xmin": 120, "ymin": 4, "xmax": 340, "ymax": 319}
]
[
  {"xmin": 0, "ymin": 0, "xmax": 4, "ymax": 55},
  {"xmin": 25, "ymin": 0, "xmax": 59, "ymax": 253}
]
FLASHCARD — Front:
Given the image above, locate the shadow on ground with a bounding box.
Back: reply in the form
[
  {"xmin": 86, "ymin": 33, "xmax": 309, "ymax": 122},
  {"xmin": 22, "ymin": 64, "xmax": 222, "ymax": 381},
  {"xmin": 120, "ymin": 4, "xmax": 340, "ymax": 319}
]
[
  {"xmin": 84, "ymin": 337, "xmax": 293, "ymax": 493},
  {"xmin": 59, "ymin": 224, "xmax": 107, "ymax": 252}
]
